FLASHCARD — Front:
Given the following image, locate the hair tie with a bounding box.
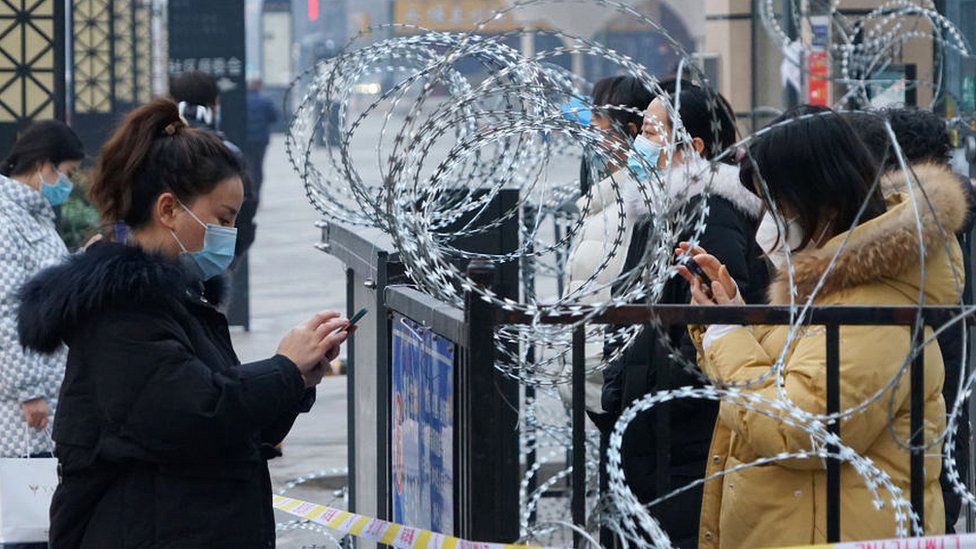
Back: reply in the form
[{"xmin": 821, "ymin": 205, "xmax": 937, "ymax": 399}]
[{"xmin": 164, "ymin": 122, "xmax": 180, "ymax": 136}]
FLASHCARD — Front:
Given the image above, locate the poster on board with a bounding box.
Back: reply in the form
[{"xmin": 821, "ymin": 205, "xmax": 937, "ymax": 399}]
[{"xmin": 391, "ymin": 314, "xmax": 455, "ymax": 534}]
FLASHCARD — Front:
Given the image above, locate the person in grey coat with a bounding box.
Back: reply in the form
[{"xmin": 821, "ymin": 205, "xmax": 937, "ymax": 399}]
[{"xmin": 0, "ymin": 120, "xmax": 83, "ymax": 462}]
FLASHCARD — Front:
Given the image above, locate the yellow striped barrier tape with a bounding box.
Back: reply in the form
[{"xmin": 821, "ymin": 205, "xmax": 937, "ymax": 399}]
[
  {"xmin": 273, "ymin": 494, "xmax": 546, "ymax": 549},
  {"xmin": 780, "ymin": 532, "xmax": 976, "ymax": 548}
]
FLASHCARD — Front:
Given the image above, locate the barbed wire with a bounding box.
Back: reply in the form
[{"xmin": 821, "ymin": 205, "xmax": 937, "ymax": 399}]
[{"xmin": 284, "ymin": 0, "xmax": 976, "ymax": 546}]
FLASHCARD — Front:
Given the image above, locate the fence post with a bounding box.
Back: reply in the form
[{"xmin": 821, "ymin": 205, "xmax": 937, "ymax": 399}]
[
  {"xmin": 910, "ymin": 327, "xmax": 925, "ymax": 531},
  {"xmin": 571, "ymin": 325, "xmax": 586, "ymax": 546},
  {"xmin": 521, "ymin": 205, "xmax": 538, "ymax": 525},
  {"xmin": 462, "ymin": 261, "xmax": 519, "ymax": 542},
  {"xmin": 345, "ymin": 266, "xmax": 356, "ymax": 514},
  {"xmin": 826, "ymin": 323, "xmax": 841, "ymax": 542}
]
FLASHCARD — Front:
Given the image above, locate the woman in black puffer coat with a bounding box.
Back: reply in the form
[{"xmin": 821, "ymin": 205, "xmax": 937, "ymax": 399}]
[
  {"xmin": 17, "ymin": 99, "xmax": 349, "ymax": 548},
  {"xmin": 599, "ymin": 84, "xmax": 769, "ymax": 548}
]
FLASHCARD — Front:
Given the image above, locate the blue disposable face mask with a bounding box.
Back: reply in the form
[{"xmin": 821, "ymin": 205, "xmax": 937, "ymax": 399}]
[
  {"xmin": 560, "ymin": 96, "xmax": 592, "ymax": 126},
  {"xmin": 39, "ymin": 170, "xmax": 73, "ymax": 207},
  {"xmin": 171, "ymin": 203, "xmax": 238, "ymax": 281},
  {"xmin": 626, "ymin": 135, "xmax": 663, "ymax": 182}
]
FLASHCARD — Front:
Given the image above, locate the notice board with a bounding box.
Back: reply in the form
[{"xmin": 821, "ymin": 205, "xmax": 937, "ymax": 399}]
[{"xmin": 391, "ymin": 314, "xmax": 455, "ymax": 534}]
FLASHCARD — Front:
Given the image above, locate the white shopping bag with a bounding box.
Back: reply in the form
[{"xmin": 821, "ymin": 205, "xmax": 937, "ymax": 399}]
[{"xmin": 0, "ymin": 428, "xmax": 58, "ymax": 543}]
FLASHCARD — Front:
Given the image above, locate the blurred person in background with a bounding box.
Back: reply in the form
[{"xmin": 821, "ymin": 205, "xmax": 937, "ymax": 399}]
[
  {"xmin": 848, "ymin": 106, "xmax": 973, "ymax": 533},
  {"xmin": 561, "ymin": 75, "xmax": 653, "ymax": 417},
  {"xmin": 600, "ymin": 82, "xmax": 767, "ymax": 547},
  {"xmin": 575, "ymin": 76, "xmax": 634, "ymax": 195},
  {"xmin": 0, "ymin": 121, "xmax": 84, "ymax": 473},
  {"xmin": 245, "ymin": 77, "xmax": 277, "ymax": 205},
  {"xmin": 681, "ymin": 106, "xmax": 957, "ymax": 547},
  {"xmin": 17, "ymin": 99, "xmax": 349, "ymax": 548}
]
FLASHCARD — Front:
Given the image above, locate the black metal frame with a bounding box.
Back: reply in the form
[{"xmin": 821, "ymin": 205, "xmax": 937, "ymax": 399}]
[
  {"xmin": 323, "ymin": 201, "xmax": 972, "ymax": 543},
  {"xmin": 497, "ymin": 304, "xmax": 970, "ymax": 543},
  {"xmin": 345, "ymin": 264, "xmax": 356, "ymax": 513},
  {"xmin": 382, "ymin": 264, "xmax": 520, "ymax": 543},
  {"xmin": 322, "ymin": 197, "xmax": 975, "ymax": 544},
  {"xmin": 321, "ymin": 207, "xmax": 522, "ymax": 544},
  {"xmin": 318, "ymin": 221, "xmax": 400, "ymax": 528}
]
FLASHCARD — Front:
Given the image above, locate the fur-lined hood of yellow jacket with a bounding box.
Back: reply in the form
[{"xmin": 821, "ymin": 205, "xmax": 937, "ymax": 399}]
[{"xmin": 691, "ymin": 164, "xmax": 967, "ymax": 548}]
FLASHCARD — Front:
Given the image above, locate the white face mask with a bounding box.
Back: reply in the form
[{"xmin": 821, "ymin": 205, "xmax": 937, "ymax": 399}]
[{"xmin": 755, "ymin": 212, "xmax": 805, "ymax": 270}]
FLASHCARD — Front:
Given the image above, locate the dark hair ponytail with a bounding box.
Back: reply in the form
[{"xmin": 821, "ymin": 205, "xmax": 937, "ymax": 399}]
[
  {"xmin": 89, "ymin": 98, "xmax": 243, "ymax": 227},
  {"xmin": 1, "ymin": 120, "xmax": 85, "ymax": 177}
]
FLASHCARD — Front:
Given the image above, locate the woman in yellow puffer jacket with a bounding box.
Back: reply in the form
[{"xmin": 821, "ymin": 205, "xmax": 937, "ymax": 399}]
[{"xmin": 676, "ymin": 107, "xmax": 966, "ymax": 548}]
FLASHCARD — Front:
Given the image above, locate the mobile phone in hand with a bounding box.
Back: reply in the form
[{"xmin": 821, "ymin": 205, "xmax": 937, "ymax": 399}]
[
  {"xmin": 347, "ymin": 307, "xmax": 368, "ymax": 328},
  {"xmin": 680, "ymin": 257, "xmax": 714, "ymax": 294}
]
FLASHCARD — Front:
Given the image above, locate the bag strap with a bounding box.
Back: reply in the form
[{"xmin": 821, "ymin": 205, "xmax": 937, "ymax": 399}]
[{"xmin": 20, "ymin": 422, "xmax": 54, "ymax": 459}]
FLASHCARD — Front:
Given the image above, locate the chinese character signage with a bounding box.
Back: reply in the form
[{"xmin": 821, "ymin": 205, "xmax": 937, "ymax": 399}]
[
  {"xmin": 168, "ymin": 0, "xmax": 246, "ymax": 148},
  {"xmin": 807, "ymin": 51, "xmax": 829, "ymax": 106},
  {"xmin": 394, "ymin": 0, "xmax": 518, "ymax": 33},
  {"xmin": 806, "ymin": 15, "xmax": 830, "ymax": 106}
]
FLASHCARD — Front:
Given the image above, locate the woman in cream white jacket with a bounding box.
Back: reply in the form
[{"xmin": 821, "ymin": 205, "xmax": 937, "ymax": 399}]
[{"xmin": 561, "ymin": 75, "xmax": 652, "ymax": 413}]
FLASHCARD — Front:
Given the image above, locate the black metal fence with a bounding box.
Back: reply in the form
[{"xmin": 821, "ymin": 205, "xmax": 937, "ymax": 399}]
[
  {"xmin": 319, "ymin": 189, "xmax": 523, "ymax": 545},
  {"xmin": 383, "ymin": 270, "xmax": 520, "ymax": 541},
  {"xmin": 496, "ymin": 303, "xmax": 974, "ymax": 543},
  {"xmin": 322, "ymin": 199, "xmax": 976, "ymax": 545}
]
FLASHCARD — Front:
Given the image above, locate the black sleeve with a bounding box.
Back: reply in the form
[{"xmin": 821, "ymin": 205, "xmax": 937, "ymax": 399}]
[
  {"xmin": 602, "ymin": 202, "xmax": 758, "ymax": 419},
  {"xmin": 601, "ymin": 359, "xmax": 624, "ymax": 415},
  {"xmin": 601, "ymin": 215, "xmax": 652, "ymax": 414},
  {"xmin": 261, "ymin": 388, "xmax": 316, "ymax": 447},
  {"xmin": 579, "ymin": 153, "xmax": 593, "ymax": 196},
  {"xmin": 86, "ymin": 310, "xmax": 306, "ymax": 460},
  {"xmin": 669, "ymin": 200, "xmax": 756, "ymax": 374},
  {"xmin": 696, "ymin": 200, "xmax": 755, "ymax": 300}
]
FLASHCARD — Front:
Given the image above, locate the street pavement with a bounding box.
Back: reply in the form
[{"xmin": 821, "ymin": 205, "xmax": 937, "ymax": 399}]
[{"xmin": 229, "ymin": 134, "xmax": 350, "ymax": 547}]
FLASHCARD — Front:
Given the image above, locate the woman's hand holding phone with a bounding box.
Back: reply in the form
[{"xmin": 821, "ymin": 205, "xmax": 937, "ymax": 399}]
[
  {"xmin": 277, "ymin": 311, "xmax": 350, "ymax": 387},
  {"xmin": 674, "ymin": 242, "xmax": 738, "ymax": 306}
]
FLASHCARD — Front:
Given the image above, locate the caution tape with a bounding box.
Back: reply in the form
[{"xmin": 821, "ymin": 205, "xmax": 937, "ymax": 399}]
[
  {"xmin": 273, "ymin": 494, "xmax": 546, "ymax": 549},
  {"xmin": 782, "ymin": 532, "xmax": 976, "ymax": 548}
]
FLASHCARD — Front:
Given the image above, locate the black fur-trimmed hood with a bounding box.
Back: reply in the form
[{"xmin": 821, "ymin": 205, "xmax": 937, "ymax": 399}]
[{"xmin": 18, "ymin": 242, "xmax": 228, "ymax": 354}]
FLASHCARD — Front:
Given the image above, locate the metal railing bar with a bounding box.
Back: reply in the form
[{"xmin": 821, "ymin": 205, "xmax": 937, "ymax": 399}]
[
  {"xmin": 385, "ymin": 286, "xmax": 467, "ymax": 346},
  {"xmin": 826, "ymin": 323, "xmax": 841, "ymax": 542},
  {"xmin": 910, "ymin": 327, "xmax": 926, "ymax": 531},
  {"xmin": 498, "ymin": 305, "xmax": 974, "ymax": 327},
  {"xmin": 571, "ymin": 325, "xmax": 586, "ymax": 546}
]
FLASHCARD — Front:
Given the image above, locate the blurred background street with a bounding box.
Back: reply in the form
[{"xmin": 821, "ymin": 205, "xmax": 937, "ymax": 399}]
[{"xmin": 228, "ymin": 134, "xmax": 350, "ymax": 545}]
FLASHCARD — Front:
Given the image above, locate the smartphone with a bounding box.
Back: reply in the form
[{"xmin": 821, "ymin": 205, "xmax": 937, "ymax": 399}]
[
  {"xmin": 681, "ymin": 257, "xmax": 713, "ymax": 290},
  {"xmin": 347, "ymin": 307, "xmax": 369, "ymax": 328}
]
